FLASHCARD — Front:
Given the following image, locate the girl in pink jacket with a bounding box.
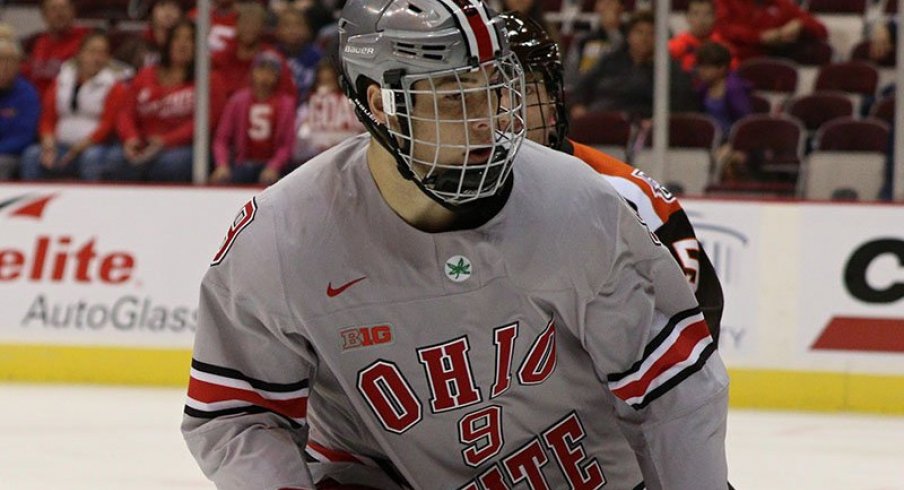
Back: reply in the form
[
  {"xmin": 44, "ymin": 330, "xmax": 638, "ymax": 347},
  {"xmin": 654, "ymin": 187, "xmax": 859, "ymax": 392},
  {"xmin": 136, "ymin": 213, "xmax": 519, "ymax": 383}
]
[{"xmin": 212, "ymin": 50, "xmax": 295, "ymax": 185}]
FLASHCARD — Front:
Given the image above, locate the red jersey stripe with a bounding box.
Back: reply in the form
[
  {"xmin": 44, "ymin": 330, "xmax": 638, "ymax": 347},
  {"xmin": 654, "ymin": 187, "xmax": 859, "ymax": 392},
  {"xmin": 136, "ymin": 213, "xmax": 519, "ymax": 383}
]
[
  {"xmin": 306, "ymin": 441, "xmax": 366, "ymax": 464},
  {"xmin": 188, "ymin": 377, "xmax": 308, "ymax": 419},
  {"xmin": 610, "ymin": 319, "xmax": 712, "ymax": 402}
]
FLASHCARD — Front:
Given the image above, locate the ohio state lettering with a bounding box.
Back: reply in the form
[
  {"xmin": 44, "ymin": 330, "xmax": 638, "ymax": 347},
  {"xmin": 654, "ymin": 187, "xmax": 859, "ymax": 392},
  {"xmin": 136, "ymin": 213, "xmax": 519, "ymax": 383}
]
[
  {"xmin": 542, "ymin": 412, "xmax": 606, "ymax": 490},
  {"xmin": 357, "ymin": 360, "xmax": 422, "ymax": 433},
  {"xmin": 417, "ymin": 336, "xmax": 482, "ymax": 413},
  {"xmin": 518, "ymin": 319, "xmax": 557, "ymax": 385},
  {"xmin": 491, "ymin": 323, "xmax": 519, "ymax": 398},
  {"xmin": 503, "ymin": 439, "xmax": 550, "ymax": 490}
]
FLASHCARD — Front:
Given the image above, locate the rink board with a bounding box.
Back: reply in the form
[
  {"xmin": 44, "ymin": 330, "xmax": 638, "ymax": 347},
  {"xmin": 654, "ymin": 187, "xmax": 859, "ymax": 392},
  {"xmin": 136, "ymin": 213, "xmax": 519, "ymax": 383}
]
[{"xmin": 1, "ymin": 184, "xmax": 903, "ymax": 413}]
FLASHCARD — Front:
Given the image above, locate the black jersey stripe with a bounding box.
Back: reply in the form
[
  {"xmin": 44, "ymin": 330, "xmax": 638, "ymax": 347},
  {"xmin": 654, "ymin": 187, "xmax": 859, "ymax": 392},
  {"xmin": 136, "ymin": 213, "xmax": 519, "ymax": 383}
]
[
  {"xmin": 184, "ymin": 405, "xmax": 304, "ymax": 429},
  {"xmin": 191, "ymin": 359, "xmax": 310, "ymax": 393}
]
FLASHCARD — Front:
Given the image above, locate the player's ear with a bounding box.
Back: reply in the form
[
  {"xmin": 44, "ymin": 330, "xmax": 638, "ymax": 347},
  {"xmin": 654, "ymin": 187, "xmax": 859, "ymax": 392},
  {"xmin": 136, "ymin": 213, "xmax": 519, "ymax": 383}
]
[{"xmin": 366, "ymin": 84, "xmax": 389, "ymax": 125}]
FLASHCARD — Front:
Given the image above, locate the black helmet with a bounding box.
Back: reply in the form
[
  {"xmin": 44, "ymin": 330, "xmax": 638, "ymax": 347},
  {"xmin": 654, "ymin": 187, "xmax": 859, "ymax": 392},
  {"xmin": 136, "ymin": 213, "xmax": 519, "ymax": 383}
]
[{"xmin": 499, "ymin": 11, "xmax": 568, "ymax": 150}]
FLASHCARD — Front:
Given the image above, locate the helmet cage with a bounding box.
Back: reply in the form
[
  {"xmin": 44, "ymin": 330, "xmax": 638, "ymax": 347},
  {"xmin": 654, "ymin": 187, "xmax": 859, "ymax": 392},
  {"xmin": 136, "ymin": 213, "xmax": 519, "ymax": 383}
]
[{"xmin": 376, "ymin": 52, "xmax": 526, "ymax": 206}]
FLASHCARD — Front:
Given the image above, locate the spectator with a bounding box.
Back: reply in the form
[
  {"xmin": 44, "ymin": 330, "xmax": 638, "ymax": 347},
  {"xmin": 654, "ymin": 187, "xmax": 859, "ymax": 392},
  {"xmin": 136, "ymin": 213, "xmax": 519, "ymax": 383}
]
[
  {"xmin": 0, "ymin": 23, "xmax": 14, "ymax": 41},
  {"xmin": 111, "ymin": 20, "xmax": 227, "ymax": 182},
  {"xmin": 294, "ymin": 59, "xmax": 363, "ymax": 163},
  {"xmin": 212, "ymin": 51, "xmax": 295, "ymax": 185},
  {"xmin": 571, "ymin": 10, "xmax": 698, "ymax": 119},
  {"xmin": 715, "ymin": 0, "xmax": 828, "ymax": 62},
  {"xmin": 563, "ymin": 0, "xmax": 625, "ymax": 89},
  {"xmin": 22, "ymin": 0, "xmax": 90, "ymax": 98},
  {"xmin": 115, "ymin": 0, "xmax": 185, "ymax": 70},
  {"xmin": 695, "ymin": 41, "xmax": 751, "ymax": 137},
  {"xmin": 276, "ymin": 7, "xmax": 322, "ymax": 103},
  {"xmin": 669, "ymin": 0, "xmax": 738, "ymax": 72},
  {"xmin": 190, "ymin": 0, "xmax": 239, "ymax": 53},
  {"xmin": 21, "ymin": 32, "xmax": 132, "ymax": 181},
  {"xmin": 868, "ymin": 19, "xmax": 896, "ymax": 65},
  {"xmin": 212, "ymin": 2, "xmax": 296, "ymax": 98},
  {"xmin": 0, "ymin": 38, "xmax": 40, "ymax": 180}
]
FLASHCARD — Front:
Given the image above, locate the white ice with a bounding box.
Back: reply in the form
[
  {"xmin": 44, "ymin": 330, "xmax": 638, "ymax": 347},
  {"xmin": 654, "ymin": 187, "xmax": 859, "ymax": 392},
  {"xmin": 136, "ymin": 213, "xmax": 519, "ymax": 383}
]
[{"xmin": 0, "ymin": 384, "xmax": 902, "ymax": 489}]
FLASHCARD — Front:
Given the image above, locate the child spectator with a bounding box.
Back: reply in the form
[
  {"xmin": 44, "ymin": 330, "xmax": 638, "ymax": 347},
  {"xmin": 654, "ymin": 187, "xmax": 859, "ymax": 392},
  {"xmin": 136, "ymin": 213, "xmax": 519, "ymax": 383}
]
[
  {"xmin": 21, "ymin": 32, "xmax": 132, "ymax": 181},
  {"xmin": 294, "ymin": 59, "xmax": 363, "ymax": 162},
  {"xmin": 22, "ymin": 0, "xmax": 90, "ymax": 97},
  {"xmin": 212, "ymin": 51, "xmax": 295, "ymax": 186},
  {"xmin": 0, "ymin": 38, "xmax": 40, "ymax": 180},
  {"xmin": 715, "ymin": 0, "xmax": 828, "ymax": 61},
  {"xmin": 111, "ymin": 20, "xmax": 227, "ymax": 182},
  {"xmin": 212, "ymin": 2, "xmax": 296, "ymax": 98},
  {"xmin": 115, "ymin": 0, "xmax": 184, "ymax": 70},
  {"xmin": 276, "ymin": 7, "xmax": 322, "ymax": 104},
  {"xmin": 563, "ymin": 0, "xmax": 625, "ymax": 88},
  {"xmin": 695, "ymin": 41, "xmax": 751, "ymax": 137},
  {"xmin": 669, "ymin": 0, "xmax": 738, "ymax": 72}
]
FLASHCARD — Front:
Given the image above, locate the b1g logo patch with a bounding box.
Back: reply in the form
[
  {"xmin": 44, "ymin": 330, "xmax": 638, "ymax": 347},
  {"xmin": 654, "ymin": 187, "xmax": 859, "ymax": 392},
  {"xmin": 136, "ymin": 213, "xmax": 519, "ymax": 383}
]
[
  {"xmin": 211, "ymin": 198, "xmax": 257, "ymax": 266},
  {"xmin": 340, "ymin": 324, "xmax": 393, "ymax": 351}
]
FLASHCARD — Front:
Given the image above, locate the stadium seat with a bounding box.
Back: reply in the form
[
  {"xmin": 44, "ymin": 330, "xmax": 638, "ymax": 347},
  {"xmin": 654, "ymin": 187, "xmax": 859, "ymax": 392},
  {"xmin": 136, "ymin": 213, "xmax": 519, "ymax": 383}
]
[
  {"xmin": 749, "ymin": 93, "xmax": 772, "ymax": 114},
  {"xmin": 632, "ymin": 113, "xmax": 720, "ymax": 195},
  {"xmin": 814, "ymin": 60, "xmax": 879, "ymax": 110},
  {"xmin": 568, "ymin": 110, "xmax": 634, "ymax": 163},
  {"xmin": 785, "ymin": 91, "xmax": 854, "ymax": 136},
  {"xmin": 805, "ymin": 117, "xmax": 890, "ymax": 200},
  {"xmin": 738, "ymin": 57, "xmax": 799, "ymax": 112},
  {"xmin": 869, "ymin": 94, "xmax": 895, "ymax": 126},
  {"xmin": 707, "ymin": 114, "xmax": 806, "ymax": 196}
]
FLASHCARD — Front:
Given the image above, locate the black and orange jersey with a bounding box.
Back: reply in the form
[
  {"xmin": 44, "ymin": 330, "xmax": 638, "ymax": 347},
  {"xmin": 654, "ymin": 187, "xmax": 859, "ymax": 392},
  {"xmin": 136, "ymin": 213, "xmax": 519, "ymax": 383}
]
[{"xmin": 566, "ymin": 138, "xmax": 725, "ymax": 341}]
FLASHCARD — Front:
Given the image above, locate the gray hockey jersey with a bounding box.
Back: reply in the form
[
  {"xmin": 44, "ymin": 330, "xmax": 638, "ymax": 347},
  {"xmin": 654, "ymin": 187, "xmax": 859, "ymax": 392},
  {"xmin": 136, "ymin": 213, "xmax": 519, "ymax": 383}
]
[{"xmin": 182, "ymin": 135, "xmax": 729, "ymax": 490}]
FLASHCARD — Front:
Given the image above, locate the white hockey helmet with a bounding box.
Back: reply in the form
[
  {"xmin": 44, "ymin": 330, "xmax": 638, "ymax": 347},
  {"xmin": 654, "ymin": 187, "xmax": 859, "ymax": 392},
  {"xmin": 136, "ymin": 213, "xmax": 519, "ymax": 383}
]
[{"xmin": 338, "ymin": 0, "xmax": 526, "ymax": 207}]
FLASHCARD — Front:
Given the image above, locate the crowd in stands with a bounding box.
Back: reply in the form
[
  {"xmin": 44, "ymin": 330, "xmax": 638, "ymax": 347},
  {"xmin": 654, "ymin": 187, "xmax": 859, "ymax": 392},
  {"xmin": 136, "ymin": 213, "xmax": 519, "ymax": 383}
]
[
  {"xmin": 0, "ymin": 0, "xmax": 899, "ymax": 199},
  {"xmin": 0, "ymin": 0, "xmax": 362, "ymax": 185}
]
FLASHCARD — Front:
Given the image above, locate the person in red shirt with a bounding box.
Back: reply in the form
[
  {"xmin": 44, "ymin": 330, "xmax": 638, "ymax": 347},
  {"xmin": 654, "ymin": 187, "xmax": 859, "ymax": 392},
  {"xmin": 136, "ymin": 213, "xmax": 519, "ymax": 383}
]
[
  {"xmin": 212, "ymin": 51, "xmax": 296, "ymax": 185},
  {"xmin": 111, "ymin": 20, "xmax": 227, "ymax": 182},
  {"xmin": 21, "ymin": 31, "xmax": 132, "ymax": 181},
  {"xmin": 22, "ymin": 0, "xmax": 90, "ymax": 97},
  {"xmin": 190, "ymin": 0, "xmax": 239, "ymax": 53},
  {"xmin": 669, "ymin": 0, "xmax": 738, "ymax": 72},
  {"xmin": 714, "ymin": 0, "xmax": 828, "ymax": 61},
  {"xmin": 294, "ymin": 59, "xmax": 364, "ymax": 163},
  {"xmin": 212, "ymin": 1, "xmax": 296, "ymax": 99},
  {"xmin": 114, "ymin": 0, "xmax": 185, "ymax": 70}
]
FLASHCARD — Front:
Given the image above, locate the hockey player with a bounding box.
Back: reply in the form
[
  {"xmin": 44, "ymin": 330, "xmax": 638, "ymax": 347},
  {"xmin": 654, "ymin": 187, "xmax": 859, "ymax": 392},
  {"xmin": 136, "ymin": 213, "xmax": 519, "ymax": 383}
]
[
  {"xmin": 500, "ymin": 11, "xmax": 725, "ymax": 341},
  {"xmin": 182, "ymin": 1, "xmax": 729, "ymax": 489}
]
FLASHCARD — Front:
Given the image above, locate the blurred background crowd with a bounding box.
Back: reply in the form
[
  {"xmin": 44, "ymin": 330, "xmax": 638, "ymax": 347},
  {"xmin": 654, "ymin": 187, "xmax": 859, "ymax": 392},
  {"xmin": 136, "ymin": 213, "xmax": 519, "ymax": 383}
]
[{"xmin": 0, "ymin": 0, "xmax": 899, "ymax": 199}]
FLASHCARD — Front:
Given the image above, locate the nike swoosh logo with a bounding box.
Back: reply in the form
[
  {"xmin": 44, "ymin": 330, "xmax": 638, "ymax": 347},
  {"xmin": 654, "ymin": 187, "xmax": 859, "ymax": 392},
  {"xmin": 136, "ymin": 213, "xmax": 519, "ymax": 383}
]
[{"xmin": 327, "ymin": 276, "xmax": 367, "ymax": 298}]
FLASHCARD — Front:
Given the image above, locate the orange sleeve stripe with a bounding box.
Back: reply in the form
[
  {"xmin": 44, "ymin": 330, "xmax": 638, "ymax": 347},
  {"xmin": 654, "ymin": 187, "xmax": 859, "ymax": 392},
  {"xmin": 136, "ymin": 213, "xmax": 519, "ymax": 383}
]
[{"xmin": 570, "ymin": 141, "xmax": 682, "ymax": 223}]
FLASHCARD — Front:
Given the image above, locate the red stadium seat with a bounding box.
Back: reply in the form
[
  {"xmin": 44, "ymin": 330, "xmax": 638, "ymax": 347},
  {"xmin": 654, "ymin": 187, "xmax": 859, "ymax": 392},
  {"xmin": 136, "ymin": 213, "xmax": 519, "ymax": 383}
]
[
  {"xmin": 748, "ymin": 93, "xmax": 772, "ymax": 114},
  {"xmin": 869, "ymin": 94, "xmax": 895, "ymax": 126},
  {"xmin": 785, "ymin": 91, "xmax": 854, "ymax": 133},
  {"xmin": 632, "ymin": 113, "xmax": 720, "ymax": 195},
  {"xmin": 568, "ymin": 110, "xmax": 634, "ymax": 162},
  {"xmin": 805, "ymin": 117, "xmax": 890, "ymax": 200},
  {"xmin": 850, "ymin": 39, "xmax": 896, "ymax": 67},
  {"xmin": 708, "ymin": 114, "xmax": 805, "ymax": 196},
  {"xmin": 814, "ymin": 61, "xmax": 879, "ymax": 109},
  {"xmin": 738, "ymin": 57, "xmax": 799, "ymax": 111}
]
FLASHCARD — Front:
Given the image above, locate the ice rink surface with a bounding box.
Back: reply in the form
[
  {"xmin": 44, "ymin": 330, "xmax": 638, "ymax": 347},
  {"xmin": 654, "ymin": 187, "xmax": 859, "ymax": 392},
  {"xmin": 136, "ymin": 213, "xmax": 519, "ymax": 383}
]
[{"xmin": 1, "ymin": 384, "xmax": 902, "ymax": 490}]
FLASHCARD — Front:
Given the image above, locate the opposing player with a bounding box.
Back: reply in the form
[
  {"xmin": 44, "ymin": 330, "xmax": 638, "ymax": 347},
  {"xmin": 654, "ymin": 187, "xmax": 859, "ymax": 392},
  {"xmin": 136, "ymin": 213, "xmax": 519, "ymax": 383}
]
[
  {"xmin": 182, "ymin": 1, "xmax": 729, "ymax": 489},
  {"xmin": 500, "ymin": 11, "xmax": 724, "ymax": 341}
]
